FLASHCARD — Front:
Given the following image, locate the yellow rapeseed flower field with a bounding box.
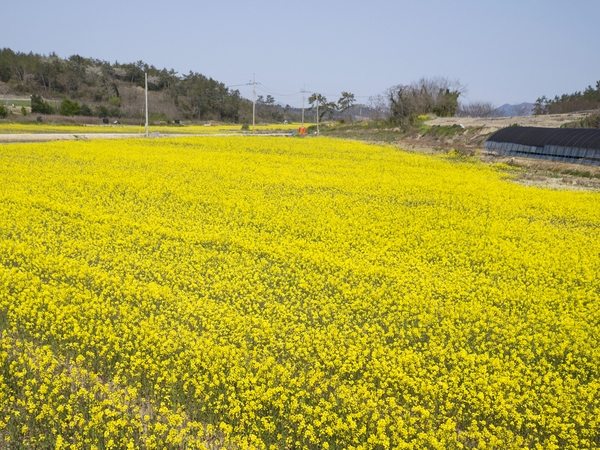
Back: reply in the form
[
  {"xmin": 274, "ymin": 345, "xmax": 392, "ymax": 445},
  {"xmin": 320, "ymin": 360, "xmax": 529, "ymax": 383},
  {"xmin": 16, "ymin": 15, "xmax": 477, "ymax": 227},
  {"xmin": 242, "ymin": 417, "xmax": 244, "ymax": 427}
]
[
  {"xmin": 0, "ymin": 122, "xmax": 302, "ymax": 135},
  {"xmin": 0, "ymin": 136, "xmax": 598, "ymax": 449}
]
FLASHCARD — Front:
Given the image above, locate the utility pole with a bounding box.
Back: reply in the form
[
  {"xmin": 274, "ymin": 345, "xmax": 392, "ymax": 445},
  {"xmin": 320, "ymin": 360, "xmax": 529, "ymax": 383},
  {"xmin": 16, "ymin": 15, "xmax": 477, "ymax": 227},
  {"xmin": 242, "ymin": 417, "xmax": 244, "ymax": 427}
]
[
  {"xmin": 145, "ymin": 72, "xmax": 149, "ymax": 138},
  {"xmin": 247, "ymin": 74, "xmax": 260, "ymax": 130},
  {"xmin": 316, "ymin": 95, "xmax": 319, "ymax": 136},
  {"xmin": 301, "ymin": 85, "xmax": 307, "ymax": 128}
]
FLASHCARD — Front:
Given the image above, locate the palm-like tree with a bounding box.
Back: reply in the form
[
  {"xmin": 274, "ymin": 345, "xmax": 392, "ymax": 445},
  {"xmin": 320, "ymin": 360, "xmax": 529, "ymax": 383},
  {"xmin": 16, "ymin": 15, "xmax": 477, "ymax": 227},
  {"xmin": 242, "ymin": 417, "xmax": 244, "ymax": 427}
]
[{"xmin": 337, "ymin": 91, "xmax": 355, "ymax": 121}]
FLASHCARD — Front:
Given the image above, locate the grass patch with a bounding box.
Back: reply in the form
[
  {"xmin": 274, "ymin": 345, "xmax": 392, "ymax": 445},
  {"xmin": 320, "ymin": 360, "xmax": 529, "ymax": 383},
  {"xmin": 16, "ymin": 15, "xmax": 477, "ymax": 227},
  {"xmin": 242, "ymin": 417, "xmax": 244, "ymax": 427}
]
[
  {"xmin": 419, "ymin": 124, "xmax": 465, "ymax": 140},
  {"xmin": 312, "ymin": 119, "xmax": 467, "ymax": 144},
  {"xmin": 561, "ymin": 169, "xmax": 600, "ymax": 179},
  {"xmin": 1, "ymin": 100, "xmax": 31, "ymax": 107}
]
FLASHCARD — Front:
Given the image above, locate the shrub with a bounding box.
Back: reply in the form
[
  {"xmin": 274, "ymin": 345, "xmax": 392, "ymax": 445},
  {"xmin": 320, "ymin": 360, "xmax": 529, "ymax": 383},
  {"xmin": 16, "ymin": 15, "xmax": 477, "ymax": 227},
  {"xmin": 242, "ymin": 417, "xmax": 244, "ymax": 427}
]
[
  {"xmin": 95, "ymin": 105, "xmax": 109, "ymax": 118},
  {"xmin": 107, "ymin": 106, "xmax": 121, "ymax": 118},
  {"xmin": 0, "ymin": 105, "xmax": 7, "ymax": 119},
  {"xmin": 80, "ymin": 104, "xmax": 93, "ymax": 117},
  {"xmin": 389, "ymin": 78, "xmax": 465, "ymax": 125},
  {"xmin": 60, "ymin": 98, "xmax": 82, "ymax": 116},
  {"xmin": 31, "ymin": 94, "xmax": 54, "ymax": 115},
  {"xmin": 580, "ymin": 114, "xmax": 600, "ymax": 129},
  {"xmin": 108, "ymin": 97, "xmax": 121, "ymax": 107},
  {"xmin": 21, "ymin": 106, "xmax": 27, "ymax": 116},
  {"xmin": 149, "ymin": 112, "xmax": 170, "ymax": 123}
]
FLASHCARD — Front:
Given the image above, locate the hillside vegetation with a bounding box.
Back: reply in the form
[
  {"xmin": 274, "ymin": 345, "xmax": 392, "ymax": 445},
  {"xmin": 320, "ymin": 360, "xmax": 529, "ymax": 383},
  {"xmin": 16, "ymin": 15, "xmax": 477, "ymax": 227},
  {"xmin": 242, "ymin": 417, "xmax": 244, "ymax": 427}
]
[{"xmin": 0, "ymin": 48, "xmax": 257, "ymax": 123}]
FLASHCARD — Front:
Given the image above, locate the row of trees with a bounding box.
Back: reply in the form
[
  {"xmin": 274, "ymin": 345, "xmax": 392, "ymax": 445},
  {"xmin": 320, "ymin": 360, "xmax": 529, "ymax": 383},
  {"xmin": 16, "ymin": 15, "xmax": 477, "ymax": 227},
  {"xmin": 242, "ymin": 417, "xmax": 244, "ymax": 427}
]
[
  {"xmin": 255, "ymin": 95, "xmax": 287, "ymax": 122},
  {"xmin": 534, "ymin": 81, "xmax": 600, "ymax": 115},
  {"xmin": 306, "ymin": 92, "xmax": 356, "ymax": 122}
]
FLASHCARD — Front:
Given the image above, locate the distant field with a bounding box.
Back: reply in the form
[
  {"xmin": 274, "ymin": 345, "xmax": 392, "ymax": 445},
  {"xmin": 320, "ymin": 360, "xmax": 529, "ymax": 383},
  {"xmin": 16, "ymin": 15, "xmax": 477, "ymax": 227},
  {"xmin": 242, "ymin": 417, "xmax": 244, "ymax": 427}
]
[
  {"xmin": 0, "ymin": 136, "xmax": 598, "ymax": 448},
  {"xmin": 0, "ymin": 122, "xmax": 303, "ymax": 135}
]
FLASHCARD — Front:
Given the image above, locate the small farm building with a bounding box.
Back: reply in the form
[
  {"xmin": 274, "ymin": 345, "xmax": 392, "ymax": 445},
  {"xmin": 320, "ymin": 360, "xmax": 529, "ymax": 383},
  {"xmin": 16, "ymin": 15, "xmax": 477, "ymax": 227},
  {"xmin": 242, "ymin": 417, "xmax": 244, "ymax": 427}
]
[{"xmin": 484, "ymin": 126, "xmax": 600, "ymax": 165}]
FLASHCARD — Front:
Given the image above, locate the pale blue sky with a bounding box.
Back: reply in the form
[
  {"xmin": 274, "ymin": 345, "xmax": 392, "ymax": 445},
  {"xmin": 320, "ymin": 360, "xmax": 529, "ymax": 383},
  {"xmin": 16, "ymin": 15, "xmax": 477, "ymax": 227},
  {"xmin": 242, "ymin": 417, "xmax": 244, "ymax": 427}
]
[{"xmin": 2, "ymin": 0, "xmax": 599, "ymax": 108}]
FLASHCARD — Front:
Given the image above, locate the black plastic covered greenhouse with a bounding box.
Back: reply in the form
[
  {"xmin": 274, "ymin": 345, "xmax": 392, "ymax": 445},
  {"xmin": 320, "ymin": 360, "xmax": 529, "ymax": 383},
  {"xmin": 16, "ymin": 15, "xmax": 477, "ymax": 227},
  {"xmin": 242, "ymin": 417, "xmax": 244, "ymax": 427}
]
[{"xmin": 484, "ymin": 126, "xmax": 600, "ymax": 165}]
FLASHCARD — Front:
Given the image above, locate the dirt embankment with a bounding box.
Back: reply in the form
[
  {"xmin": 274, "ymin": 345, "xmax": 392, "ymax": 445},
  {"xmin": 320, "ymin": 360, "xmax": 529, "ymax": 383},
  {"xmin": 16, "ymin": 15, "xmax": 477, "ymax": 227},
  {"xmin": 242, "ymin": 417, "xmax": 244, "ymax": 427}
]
[
  {"xmin": 427, "ymin": 112, "xmax": 591, "ymax": 133},
  {"xmin": 419, "ymin": 111, "xmax": 597, "ymax": 150}
]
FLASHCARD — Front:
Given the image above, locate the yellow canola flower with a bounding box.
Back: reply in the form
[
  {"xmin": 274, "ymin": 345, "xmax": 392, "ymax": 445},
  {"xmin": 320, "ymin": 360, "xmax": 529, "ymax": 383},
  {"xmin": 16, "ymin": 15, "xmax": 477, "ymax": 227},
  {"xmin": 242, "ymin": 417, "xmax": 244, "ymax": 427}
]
[
  {"xmin": 0, "ymin": 135, "xmax": 598, "ymax": 449},
  {"xmin": 0, "ymin": 122, "xmax": 303, "ymax": 135}
]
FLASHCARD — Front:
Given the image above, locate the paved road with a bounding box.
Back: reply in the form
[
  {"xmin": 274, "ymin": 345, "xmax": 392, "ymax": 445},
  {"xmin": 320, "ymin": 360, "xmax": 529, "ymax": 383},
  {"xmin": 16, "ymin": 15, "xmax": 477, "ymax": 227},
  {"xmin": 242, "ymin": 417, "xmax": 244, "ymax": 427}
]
[{"xmin": 0, "ymin": 132, "xmax": 293, "ymax": 143}]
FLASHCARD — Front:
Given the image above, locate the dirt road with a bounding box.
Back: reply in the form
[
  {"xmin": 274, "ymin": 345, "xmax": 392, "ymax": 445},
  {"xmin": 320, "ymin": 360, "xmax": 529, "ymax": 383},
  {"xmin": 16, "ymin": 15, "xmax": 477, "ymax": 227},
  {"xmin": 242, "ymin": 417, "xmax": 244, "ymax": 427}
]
[{"xmin": 0, "ymin": 133, "xmax": 143, "ymax": 143}]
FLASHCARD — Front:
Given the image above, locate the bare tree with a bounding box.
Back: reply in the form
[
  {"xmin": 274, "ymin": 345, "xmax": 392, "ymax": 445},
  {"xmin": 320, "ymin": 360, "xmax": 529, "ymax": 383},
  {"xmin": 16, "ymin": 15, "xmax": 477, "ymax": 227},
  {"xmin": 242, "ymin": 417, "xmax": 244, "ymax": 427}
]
[
  {"xmin": 367, "ymin": 94, "xmax": 390, "ymax": 121},
  {"xmin": 457, "ymin": 101, "xmax": 498, "ymax": 118}
]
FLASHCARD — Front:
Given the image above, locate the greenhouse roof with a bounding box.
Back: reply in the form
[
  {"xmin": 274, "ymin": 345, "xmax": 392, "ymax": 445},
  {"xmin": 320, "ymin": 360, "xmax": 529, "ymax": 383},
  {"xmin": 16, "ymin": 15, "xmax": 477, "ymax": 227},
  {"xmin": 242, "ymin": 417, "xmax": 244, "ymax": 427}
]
[
  {"xmin": 486, "ymin": 126, "xmax": 600, "ymax": 150},
  {"xmin": 484, "ymin": 126, "xmax": 600, "ymax": 165}
]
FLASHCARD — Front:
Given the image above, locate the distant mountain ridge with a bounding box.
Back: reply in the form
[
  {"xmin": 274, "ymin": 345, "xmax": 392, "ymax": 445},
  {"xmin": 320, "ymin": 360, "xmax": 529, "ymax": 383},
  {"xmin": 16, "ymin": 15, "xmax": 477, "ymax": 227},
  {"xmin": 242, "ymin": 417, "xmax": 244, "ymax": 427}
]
[{"xmin": 494, "ymin": 102, "xmax": 534, "ymax": 117}]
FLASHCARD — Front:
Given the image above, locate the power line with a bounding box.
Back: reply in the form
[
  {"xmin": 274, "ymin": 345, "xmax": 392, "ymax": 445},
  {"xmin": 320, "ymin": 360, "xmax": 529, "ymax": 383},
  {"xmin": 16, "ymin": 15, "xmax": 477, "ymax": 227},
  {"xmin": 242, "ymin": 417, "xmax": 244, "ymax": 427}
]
[
  {"xmin": 256, "ymin": 85, "xmax": 302, "ymax": 97},
  {"xmin": 229, "ymin": 79, "xmax": 373, "ymax": 108}
]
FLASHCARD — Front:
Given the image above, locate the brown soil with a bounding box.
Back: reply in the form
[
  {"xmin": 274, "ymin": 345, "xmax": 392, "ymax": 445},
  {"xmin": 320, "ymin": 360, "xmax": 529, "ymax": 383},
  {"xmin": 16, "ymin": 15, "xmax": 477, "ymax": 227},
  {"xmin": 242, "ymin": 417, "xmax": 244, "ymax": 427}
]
[{"xmin": 479, "ymin": 154, "xmax": 600, "ymax": 191}]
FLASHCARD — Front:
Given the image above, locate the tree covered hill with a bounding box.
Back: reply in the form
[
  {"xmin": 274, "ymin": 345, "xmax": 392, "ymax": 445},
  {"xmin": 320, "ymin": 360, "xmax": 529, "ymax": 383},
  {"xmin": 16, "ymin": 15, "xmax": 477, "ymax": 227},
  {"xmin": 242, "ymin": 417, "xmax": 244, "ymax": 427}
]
[{"xmin": 0, "ymin": 48, "xmax": 258, "ymax": 123}]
